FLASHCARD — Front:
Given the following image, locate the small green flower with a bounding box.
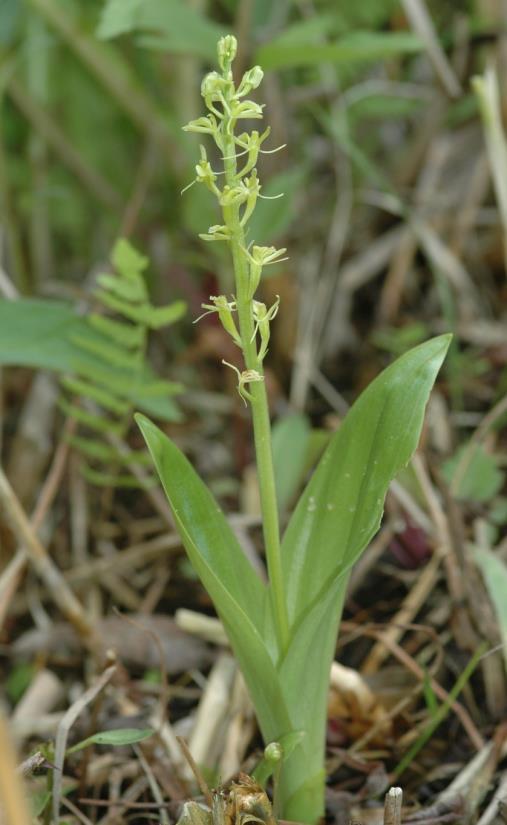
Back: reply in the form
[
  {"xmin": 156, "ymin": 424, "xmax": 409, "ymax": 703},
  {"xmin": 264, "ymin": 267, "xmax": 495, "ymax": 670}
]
[
  {"xmin": 251, "ymin": 296, "xmax": 280, "ymax": 361},
  {"xmin": 182, "ymin": 115, "xmax": 217, "ymax": 135},
  {"xmin": 198, "ymin": 224, "xmax": 230, "ymax": 242},
  {"xmin": 195, "ymin": 146, "xmax": 220, "ymax": 195},
  {"xmin": 244, "ymin": 245, "xmax": 288, "ymax": 297},
  {"xmin": 222, "ymin": 359, "xmax": 264, "ymax": 404},
  {"xmin": 195, "ymin": 295, "xmax": 241, "ymax": 347}
]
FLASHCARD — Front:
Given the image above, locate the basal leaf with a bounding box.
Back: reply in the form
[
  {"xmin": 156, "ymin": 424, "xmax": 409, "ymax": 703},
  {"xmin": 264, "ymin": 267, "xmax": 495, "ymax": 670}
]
[
  {"xmin": 282, "ymin": 335, "xmax": 451, "ymax": 626},
  {"xmin": 136, "ymin": 415, "xmax": 291, "ymax": 739},
  {"xmin": 275, "ymin": 576, "xmax": 348, "ymax": 821},
  {"xmin": 272, "ymin": 412, "xmax": 311, "ymax": 512}
]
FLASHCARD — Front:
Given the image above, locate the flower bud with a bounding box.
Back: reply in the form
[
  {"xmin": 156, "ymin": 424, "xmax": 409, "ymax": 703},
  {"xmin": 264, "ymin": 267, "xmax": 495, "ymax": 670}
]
[
  {"xmin": 264, "ymin": 742, "xmax": 282, "ymax": 763},
  {"xmin": 217, "ymin": 35, "xmax": 237, "ymax": 72},
  {"xmin": 201, "ymin": 71, "xmax": 227, "ymax": 102},
  {"xmin": 236, "ymin": 65, "xmax": 264, "ymax": 98}
]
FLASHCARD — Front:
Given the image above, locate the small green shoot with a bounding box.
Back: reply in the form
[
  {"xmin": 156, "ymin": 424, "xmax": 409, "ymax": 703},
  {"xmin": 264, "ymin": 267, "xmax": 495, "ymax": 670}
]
[
  {"xmin": 66, "ymin": 727, "xmax": 154, "ymax": 755},
  {"xmin": 393, "ymin": 644, "xmax": 486, "ymax": 779}
]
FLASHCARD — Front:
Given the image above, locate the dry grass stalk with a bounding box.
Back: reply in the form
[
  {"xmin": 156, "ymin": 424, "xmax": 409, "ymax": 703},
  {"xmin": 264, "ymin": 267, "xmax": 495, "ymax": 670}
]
[
  {"xmin": 0, "ymin": 712, "xmax": 32, "ymax": 825},
  {"xmin": 384, "ymin": 787, "xmax": 403, "ymax": 825}
]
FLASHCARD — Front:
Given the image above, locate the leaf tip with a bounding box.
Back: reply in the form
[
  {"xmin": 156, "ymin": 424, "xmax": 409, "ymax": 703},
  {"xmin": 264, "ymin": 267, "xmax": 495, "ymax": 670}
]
[{"xmin": 134, "ymin": 412, "xmax": 160, "ymax": 446}]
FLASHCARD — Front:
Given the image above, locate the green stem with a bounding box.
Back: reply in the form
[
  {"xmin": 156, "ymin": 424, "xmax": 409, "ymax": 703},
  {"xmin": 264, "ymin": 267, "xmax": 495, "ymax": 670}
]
[{"xmin": 221, "ymin": 127, "xmax": 290, "ymax": 655}]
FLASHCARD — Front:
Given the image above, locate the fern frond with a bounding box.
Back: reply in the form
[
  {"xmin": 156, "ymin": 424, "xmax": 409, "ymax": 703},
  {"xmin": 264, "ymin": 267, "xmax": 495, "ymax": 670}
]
[
  {"xmin": 81, "ymin": 465, "xmax": 155, "ymax": 489},
  {"xmin": 71, "ymin": 333, "xmax": 143, "ymax": 371},
  {"xmin": 61, "ymin": 375, "xmax": 130, "ymax": 415},
  {"xmin": 59, "ymin": 397, "xmax": 124, "ymax": 435},
  {"xmin": 97, "ymin": 272, "xmax": 147, "ymax": 303},
  {"xmin": 61, "ymin": 237, "xmax": 185, "ymax": 489},
  {"xmin": 88, "ymin": 314, "xmax": 145, "ymax": 348},
  {"xmin": 143, "ymin": 300, "xmax": 187, "ymax": 329},
  {"xmin": 67, "ymin": 435, "xmax": 152, "ymax": 466}
]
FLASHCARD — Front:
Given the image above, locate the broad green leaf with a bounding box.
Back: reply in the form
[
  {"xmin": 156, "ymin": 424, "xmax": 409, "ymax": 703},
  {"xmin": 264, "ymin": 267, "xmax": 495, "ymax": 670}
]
[
  {"xmin": 66, "ymin": 728, "xmax": 154, "ymax": 754},
  {"xmin": 256, "ymin": 31, "xmax": 423, "ymax": 71},
  {"xmin": 97, "ymin": 0, "xmax": 225, "ymax": 60},
  {"xmin": 0, "ymin": 299, "xmax": 181, "ymax": 421},
  {"xmin": 443, "ymin": 443, "xmax": 504, "ymax": 503},
  {"xmin": 272, "ymin": 413, "xmax": 311, "ymax": 512},
  {"xmin": 135, "ymin": 415, "xmax": 292, "ymax": 739},
  {"xmin": 282, "ymin": 335, "xmax": 451, "ymax": 626},
  {"xmin": 474, "ymin": 547, "xmax": 507, "ymax": 674},
  {"xmin": 275, "ymin": 576, "xmax": 348, "ymax": 821}
]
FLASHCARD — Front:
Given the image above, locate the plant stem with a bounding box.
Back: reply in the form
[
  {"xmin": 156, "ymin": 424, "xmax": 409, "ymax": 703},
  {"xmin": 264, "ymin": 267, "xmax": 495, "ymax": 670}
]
[{"xmin": 221, "ymin": 129, "xmax": 290, "ymax": 655}]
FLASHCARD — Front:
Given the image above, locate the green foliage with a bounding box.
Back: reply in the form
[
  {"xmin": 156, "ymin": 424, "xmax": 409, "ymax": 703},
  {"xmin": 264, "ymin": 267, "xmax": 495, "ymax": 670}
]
[
  {"xmin": 97, "ymin": 0, "xmax": 225, "ymax": 58},
  {"xmin": 66, "ymin": 727, "xmax": 154, "ymax": 754},
  {"xmin": 60, "ymin": 238, "xmax": 185, "ymax": 487},
  {"xmin": 475, "ymin": 549, "xmax": 507, "ymax": 675},
  {"xmin": 256, "ymin": 30, "xmax": 422, "ymax": 71},
  {"xmin": 247, "ymin": 167, "xmax": 307, "ymax": 247},
  {"xmin": 271, "ymin": 413, "xmax": 311, "ymax": 512},
  {"xmin": 0, "ymin": 299, "xmax": 182, "ymax": 421},
  {"xmin": 443, "ymin": 443, "xmax": 504, "ymax": 503},
  {"xmin": 5, "ymin": 661, "xmax": 35, "ymax": 704},
  {"xmin": 138, "ymin": 334, "xmax": 450, "ymax": 822}
]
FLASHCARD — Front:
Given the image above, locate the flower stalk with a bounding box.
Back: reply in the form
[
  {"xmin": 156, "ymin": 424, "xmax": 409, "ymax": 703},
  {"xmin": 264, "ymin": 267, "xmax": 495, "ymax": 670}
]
[{"xmin": 183, "ymin": 35, "xmax": 290, "ymax": 653}]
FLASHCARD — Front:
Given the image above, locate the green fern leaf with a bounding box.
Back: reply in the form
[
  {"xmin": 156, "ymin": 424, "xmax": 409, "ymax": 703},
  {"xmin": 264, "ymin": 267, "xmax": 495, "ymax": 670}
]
[
  {"xmin": 96, "ymin": 273, "xmax": 147, "ymax": 303},
  {"xmin": 143, "ymin": 301, "xmax": 187, "ymax": 329},
  {"xmin": 82, "ymin": 465, "xmax": 155, "ymax": 488},
  {"xmin": 111, "ymin": 238, "xmax": 149, "ymax": 278},
  {"xmin": 58, "ymin": 398, "xmax": 124, "ymax": 435},
  {"xmin": 61, "ymin": 375, "xmax": 130, "ymax": 415},
  {"xmin": 88, "ymin": 314, "xmax": 145, "ymax": 348},
  {"xmin": 71, "ymin": 333, "xmax": 142, "ymax": 371},
  {"xmin": 67, "ymin": 435, "xmax": 152, "ymax": 465}
]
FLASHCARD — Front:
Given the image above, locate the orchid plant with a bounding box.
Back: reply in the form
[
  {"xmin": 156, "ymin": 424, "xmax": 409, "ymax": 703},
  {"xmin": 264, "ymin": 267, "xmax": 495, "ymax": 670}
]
[{"xmin": 136, "ymin": 36, "xmax": 450, "ymax": 824}]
